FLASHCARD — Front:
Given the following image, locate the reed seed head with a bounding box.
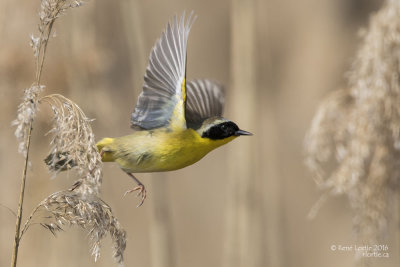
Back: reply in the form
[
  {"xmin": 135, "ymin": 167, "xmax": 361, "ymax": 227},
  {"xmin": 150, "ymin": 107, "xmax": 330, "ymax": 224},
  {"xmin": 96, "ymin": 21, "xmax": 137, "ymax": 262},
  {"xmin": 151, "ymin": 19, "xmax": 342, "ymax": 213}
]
[
  {"xmin": 43, "ymin": 94, "xmax": 102, "ymax": 196},
  {"xmin": 305, "ymin": 0, "xmax": 400, "ymax": 246},
  {"xmin": 12, "ymin": 85, "xmax": 45, "ymax": 156},
  {"xmin": 24, "ymin": 182, "xmax": 126, "ymax": 265}
]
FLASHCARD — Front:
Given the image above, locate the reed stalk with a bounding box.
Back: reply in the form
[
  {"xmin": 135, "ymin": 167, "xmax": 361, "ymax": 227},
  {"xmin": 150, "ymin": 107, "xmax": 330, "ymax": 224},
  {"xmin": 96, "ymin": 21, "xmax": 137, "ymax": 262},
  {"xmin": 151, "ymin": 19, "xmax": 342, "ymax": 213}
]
[
  {"xmin": 11, "ymin": 1, "xmax": 126, "ymax": 266},
  {"xmin": 224, "ymin": 0, "xmax": 261, "ymax": 266},
  {"xmin": 11, "ymin": 5, "xmax": 55, "ymax": 264},
  {"xmin": 11, "ymin": 125, "xmax": 32, "ymax": 267}
]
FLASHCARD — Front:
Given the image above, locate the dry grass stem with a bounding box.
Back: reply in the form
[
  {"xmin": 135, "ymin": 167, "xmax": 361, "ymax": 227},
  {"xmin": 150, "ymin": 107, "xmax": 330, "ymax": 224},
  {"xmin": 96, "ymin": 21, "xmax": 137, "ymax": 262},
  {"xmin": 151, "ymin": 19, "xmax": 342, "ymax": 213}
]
[
  {"xmin": 12, "ymin": 2, "xmax": 87, "ymax": 267},
  {"xmin": 11, "ymin": 1, "xmax": 127, "ymax": 266},
  {"xmin": 34, "ymin": 0, "xmax": 84, "ymax": 82},
  {"xmin": 305, "ymin": 0, "xmax": 400, "ymax": 253},
  {"xmin": 14, "ymin": 0, "xmax": 85, "ymax": 156}
]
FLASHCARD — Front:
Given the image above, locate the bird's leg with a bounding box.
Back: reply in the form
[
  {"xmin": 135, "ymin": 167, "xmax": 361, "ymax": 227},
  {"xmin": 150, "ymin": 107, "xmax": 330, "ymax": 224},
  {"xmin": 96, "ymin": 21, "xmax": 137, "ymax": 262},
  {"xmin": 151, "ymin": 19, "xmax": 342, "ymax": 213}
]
[{"xmin": 124, "ymin": 173, "xmax": 147, "ymax": 207}]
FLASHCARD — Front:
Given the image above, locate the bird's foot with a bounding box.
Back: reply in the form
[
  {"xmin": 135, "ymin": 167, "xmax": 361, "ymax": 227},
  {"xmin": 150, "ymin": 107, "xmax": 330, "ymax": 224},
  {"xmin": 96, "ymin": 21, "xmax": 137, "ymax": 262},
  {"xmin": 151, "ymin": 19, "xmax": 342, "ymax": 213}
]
[{"xmin": 124, "ymin": 184, "xmax": 147, "ymax": 207}]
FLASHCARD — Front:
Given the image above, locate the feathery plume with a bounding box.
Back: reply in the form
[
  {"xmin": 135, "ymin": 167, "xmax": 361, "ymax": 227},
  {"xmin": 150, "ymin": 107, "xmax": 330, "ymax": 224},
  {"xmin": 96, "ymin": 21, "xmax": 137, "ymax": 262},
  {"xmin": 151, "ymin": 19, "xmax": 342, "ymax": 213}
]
[
  {"xmin": 305, "ymin": 0, "xmax": 400, "ymax": 248},
  {"xmin": 12, "ymin": 85, "xmax": 44, "ymax": 157},
  {"xmin": 41, "ymin": 94, "xmax": 102, "ymax": 195},
  {"xmin": 21, "ymin": 181, "xmax": 126, "ymax": 265}
]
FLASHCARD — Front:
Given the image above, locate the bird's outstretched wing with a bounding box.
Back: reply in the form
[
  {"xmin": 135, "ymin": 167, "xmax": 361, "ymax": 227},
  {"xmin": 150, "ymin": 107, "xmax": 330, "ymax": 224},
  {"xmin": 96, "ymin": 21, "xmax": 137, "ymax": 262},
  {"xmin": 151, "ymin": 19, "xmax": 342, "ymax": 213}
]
[
  {"xmin": 185, "ymin": 79, "xmax": 225, "ymax": 129},
  {"xmin": 131, "ymin": 12, "xmax": 196, "ymax": 130}
]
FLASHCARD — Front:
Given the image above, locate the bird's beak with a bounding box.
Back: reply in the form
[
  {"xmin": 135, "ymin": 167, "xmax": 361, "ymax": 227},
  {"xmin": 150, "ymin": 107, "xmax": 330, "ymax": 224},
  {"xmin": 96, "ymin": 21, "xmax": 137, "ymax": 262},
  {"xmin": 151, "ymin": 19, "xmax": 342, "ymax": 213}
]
[{"xmin": 235, "ymin": 129, "xmax": 253, "ymax": 136}]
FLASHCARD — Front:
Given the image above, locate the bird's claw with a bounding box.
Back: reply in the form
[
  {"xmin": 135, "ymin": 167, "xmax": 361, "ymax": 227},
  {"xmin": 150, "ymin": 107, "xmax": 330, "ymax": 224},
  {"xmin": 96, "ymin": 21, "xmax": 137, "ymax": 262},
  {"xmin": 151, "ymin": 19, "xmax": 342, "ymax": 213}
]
[{"xmin": 124, "ymin": 184, "xmax": 147, "ymax": 207}]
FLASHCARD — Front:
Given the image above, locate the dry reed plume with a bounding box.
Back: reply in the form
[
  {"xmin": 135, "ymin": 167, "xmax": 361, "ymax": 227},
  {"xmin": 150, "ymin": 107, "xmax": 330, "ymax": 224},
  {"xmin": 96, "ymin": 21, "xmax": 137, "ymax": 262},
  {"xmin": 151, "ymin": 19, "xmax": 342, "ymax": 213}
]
[
  {"xmin": 19, "ymin": 181, "xmax": 126, "ymax": 264},
  {"xmin": 42, "ymin": 94, "xmax": 102, "ymax": 195},
  {"xmin": 11, "ymin": 0, "xmax": 126, "ymax": 266},
  {"xmin": 305, "ymin": 0, "xmax": 400, "ymax": 258}
]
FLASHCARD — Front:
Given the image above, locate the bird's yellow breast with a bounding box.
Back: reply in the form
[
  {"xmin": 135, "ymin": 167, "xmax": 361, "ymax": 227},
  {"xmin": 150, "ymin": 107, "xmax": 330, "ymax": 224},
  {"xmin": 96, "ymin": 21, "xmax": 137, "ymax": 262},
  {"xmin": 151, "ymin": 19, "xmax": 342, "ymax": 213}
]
[{"xmin": 97, "ymin": 128, "xmax": 236, "ymax": 173}]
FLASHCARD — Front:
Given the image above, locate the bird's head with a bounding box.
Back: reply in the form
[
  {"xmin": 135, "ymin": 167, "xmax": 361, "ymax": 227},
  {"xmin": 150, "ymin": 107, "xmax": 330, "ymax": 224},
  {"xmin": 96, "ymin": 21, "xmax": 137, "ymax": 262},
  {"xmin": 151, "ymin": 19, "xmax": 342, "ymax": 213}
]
[{"xmin": 196, "ymin": 117, "xmax": 252, "ymax": 141}]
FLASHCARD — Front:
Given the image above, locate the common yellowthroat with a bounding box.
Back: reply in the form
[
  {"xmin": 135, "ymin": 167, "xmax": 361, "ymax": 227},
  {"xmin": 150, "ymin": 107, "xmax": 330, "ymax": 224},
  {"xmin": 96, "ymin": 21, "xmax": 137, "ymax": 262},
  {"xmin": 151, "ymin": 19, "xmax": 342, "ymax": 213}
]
[{"xmin": 98, "ymin": 12, "xmax": 252, "ymax": 206}]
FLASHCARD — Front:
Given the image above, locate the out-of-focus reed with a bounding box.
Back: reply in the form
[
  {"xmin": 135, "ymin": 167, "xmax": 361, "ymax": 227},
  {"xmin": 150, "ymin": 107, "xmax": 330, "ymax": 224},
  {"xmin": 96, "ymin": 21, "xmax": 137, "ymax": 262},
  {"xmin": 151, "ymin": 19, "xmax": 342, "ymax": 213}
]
[{"xmin": 305, "ymin": 0, "xmax": 400, "ymax": 264}]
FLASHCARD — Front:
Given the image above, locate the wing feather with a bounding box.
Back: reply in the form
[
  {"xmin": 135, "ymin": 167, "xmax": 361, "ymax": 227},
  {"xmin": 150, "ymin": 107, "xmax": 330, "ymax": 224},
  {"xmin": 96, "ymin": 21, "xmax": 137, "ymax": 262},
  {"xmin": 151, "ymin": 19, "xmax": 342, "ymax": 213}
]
[
  {"xmin": 185, "ymin": 79, "xmax": 225, "ymax": 128},
  {"xmin": 131, "ymin": 12, "xmax": 196, "ymax": 130}
]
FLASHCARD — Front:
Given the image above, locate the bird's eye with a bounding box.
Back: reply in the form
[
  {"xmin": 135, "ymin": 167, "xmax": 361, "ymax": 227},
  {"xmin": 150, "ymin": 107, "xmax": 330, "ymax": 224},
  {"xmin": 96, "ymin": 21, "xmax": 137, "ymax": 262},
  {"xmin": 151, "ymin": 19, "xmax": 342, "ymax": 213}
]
[{"xmin": 221, "ymin": 124, "xmax": 226, "ymax": 130}]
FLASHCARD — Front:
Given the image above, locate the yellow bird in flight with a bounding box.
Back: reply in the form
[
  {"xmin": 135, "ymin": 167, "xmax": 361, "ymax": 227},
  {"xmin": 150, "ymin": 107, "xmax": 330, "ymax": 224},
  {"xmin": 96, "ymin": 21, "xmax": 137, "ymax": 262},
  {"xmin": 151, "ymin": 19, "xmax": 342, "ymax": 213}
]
[{"xmin": 94, "ymin": 12, "xmax": 252, "ymax": 206}]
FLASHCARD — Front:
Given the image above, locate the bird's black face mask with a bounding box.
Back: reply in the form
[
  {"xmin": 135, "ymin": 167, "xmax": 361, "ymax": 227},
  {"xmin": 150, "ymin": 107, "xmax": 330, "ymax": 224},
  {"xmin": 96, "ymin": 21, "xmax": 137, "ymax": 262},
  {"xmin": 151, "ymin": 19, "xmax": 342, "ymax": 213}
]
[{"xmin": 202, "ymin": 121, "xmax": 240, "ymax": 140}]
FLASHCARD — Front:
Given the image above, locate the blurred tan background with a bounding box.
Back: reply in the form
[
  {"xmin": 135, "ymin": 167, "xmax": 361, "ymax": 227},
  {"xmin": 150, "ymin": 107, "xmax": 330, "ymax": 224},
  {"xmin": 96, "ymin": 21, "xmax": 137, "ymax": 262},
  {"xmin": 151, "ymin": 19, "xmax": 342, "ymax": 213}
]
[{"xmin": 0, "ymin": 0, "xmax": 399, "ymax": 266}]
